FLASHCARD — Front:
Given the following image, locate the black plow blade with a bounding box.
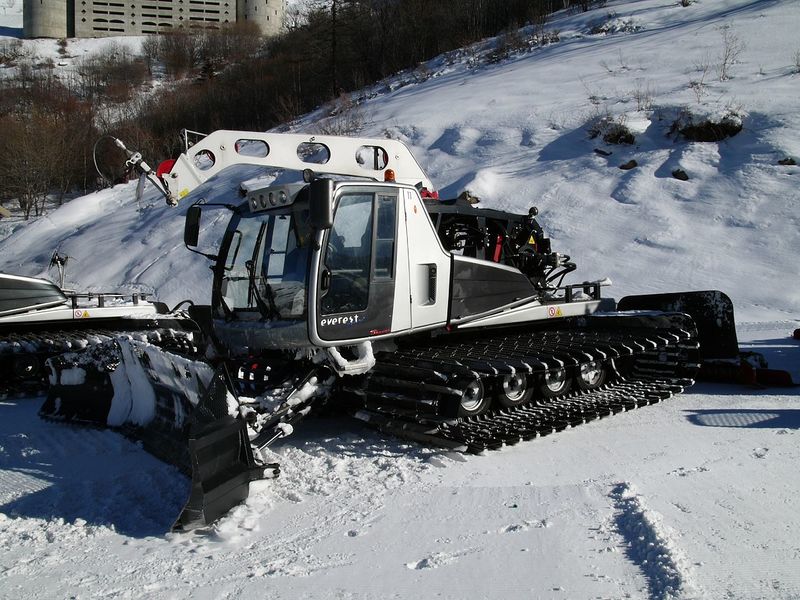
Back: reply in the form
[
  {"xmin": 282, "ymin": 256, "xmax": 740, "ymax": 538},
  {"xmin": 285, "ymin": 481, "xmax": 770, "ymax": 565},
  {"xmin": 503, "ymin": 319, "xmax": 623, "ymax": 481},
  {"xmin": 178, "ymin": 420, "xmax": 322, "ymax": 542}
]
[
  {"xmin": 42, "ymin": 339, "xmax": 264, "ymax": 532},
  {"xmin": 172, "ymin": 365, "xmax": 261, "ymax": 532}
]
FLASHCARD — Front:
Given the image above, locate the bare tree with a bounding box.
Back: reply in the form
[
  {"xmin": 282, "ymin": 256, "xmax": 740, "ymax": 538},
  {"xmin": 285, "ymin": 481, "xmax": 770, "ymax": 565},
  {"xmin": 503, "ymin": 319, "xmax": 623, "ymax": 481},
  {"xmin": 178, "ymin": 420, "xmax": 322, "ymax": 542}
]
[
  {"xmin": 0, "ymin": 115, "xmax": 57, "ymax": 219},
  {"xmin": 717, "ymin": 24, "xmax": 745, "ymax": 81}
]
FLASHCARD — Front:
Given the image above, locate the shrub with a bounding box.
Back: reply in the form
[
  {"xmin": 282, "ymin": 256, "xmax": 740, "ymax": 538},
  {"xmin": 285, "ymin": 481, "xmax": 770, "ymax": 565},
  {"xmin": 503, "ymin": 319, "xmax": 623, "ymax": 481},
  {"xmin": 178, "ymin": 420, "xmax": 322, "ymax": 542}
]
[
  {"xmin": 717, "ymin": 24, "xmax": 745, "ymax": 81},
  {"xmin": 671, "ymin": 109, "xmax": 743, "ymax": 142},
  {"xmin": 315, "ymin": 94, "xmax": 369, "ymax": 136},
  {"xmin": 589, "ymin": 113, "xmax": 635, "ymax": 145},
  {"xmin": 72, "ymin": 43, "xmax": 148, "ymax": 102},
  {"xmin": 0, "ymin": 39, "xmax": 24, "ymax": 66},
  {"xmin": 631, "ymin": 79, "xmax": 654, "ymax": 111}
]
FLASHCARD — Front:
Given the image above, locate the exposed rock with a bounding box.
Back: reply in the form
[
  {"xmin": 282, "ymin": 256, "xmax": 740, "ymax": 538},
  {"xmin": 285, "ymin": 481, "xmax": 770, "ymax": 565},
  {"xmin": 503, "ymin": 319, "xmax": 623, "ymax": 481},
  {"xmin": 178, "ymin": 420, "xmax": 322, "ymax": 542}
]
[
  {"xmin": 671, "ymin": 169, "xmax": 689, "ymax": 181},
  {"xmin": 619, "ymin": 159, "xmax": 638, "ymax": 170}
]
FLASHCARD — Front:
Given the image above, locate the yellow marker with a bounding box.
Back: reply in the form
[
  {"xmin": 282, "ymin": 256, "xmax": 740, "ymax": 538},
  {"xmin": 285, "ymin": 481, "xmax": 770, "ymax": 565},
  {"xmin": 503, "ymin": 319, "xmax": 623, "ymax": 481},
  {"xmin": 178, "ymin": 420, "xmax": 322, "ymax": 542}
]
[
  {"xmin": 179, "ymin": 189, "xmax": 190, "ymax": 198},
  {"xmin": 82, "ymin": 310, "xmax": 90, "ymax": 318}
]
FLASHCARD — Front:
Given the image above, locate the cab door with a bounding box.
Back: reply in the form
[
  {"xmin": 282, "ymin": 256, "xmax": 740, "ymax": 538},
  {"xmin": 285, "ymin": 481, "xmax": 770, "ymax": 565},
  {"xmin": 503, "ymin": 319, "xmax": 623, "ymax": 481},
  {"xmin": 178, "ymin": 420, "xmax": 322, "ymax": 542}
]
[
  {"xmin": 402, "ymin": 188, "xmax": 451, "ymax": 330},
  {"xmin": 315, "ymin": 188, "xmax": 408, "ymax": 342}
]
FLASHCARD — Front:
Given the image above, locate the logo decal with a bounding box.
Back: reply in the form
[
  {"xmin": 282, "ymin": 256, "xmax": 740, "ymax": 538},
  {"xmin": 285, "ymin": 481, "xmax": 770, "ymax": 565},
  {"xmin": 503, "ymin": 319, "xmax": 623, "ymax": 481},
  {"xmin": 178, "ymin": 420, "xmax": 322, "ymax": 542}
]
[{"xmin": 320, "ymin": 314, "xmax": 362, "ymax": 327}]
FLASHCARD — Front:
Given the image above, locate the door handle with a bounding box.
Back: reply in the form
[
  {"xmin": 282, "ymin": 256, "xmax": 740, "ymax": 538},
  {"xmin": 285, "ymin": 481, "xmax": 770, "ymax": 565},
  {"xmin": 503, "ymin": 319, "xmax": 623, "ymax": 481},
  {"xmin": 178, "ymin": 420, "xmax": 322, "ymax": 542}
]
[
  {"xmin": 321, "ymin": 268, "xmax": 331, "ymax": 292},
  {"xmin": 427, "ymin": 264, "xmax": 437, "ymax": 303}
]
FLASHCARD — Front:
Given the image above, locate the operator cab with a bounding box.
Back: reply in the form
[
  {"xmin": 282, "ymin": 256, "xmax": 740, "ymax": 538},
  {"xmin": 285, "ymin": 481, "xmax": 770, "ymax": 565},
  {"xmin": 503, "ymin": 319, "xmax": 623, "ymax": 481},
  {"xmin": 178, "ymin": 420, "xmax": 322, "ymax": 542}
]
[
  {"xmin": 190, "ymin": 176, "xmax": 456, "ymax": 354},
  {"xmin": 206, "ymin": 182, "xmax": 313, "ymax": 353}
]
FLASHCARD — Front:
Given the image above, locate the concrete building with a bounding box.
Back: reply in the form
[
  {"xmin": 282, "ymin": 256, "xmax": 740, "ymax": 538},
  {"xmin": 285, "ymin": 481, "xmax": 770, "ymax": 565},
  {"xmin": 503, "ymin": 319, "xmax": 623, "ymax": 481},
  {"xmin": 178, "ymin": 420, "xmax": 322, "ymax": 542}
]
[{"xmin": 23, "ymin": 0, "xmax": 285, "ymax": 38}]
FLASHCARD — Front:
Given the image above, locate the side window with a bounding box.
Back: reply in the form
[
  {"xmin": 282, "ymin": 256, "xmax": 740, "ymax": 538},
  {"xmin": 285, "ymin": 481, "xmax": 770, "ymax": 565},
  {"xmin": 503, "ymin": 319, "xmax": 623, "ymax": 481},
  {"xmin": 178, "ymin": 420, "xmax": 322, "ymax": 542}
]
[
  {"xmin": 220, "ymin": 218, "xmax": 263, "ymax": 310},
  {"xmin": 264, "ymin": 216, "xmax": 290, "ymax": 278},
  {"xmin": 321, "ymin": 194, "xmax": 374, "ymax": 315},
  {"xmin": 374, "ymin": 195, "xmax": 396, "ymax": 279}
]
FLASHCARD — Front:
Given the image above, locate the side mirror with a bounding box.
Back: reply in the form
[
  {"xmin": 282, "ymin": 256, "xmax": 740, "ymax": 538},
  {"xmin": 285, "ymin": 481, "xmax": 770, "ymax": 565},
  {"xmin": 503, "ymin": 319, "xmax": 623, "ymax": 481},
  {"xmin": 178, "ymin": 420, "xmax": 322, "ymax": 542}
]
[
  {"xmin": 309, "ymin": 178, "xmax": 334, "ymax": 230},
  {"xmin": 185, "ymin": 205, "xmax": 201, "ymax": 247}
]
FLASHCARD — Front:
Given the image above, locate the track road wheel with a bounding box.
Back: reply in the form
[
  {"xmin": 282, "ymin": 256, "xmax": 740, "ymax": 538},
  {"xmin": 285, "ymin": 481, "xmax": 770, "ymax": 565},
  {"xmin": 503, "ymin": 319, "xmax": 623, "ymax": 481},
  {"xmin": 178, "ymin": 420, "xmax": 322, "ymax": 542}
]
[
  {"xmin": 458, "ymin": 378, "xmax": 490, "ymax": 417},
  {"xmin": 497, "ymin": 373, "xmax": 533, "ymax": 408},
  {"xmin": 539, "ymin": 368, "xmax": 572, "ymax": 399},
  {"xmin": 576, "ymin": 361, "xmax": 607, "ymax": 392}
]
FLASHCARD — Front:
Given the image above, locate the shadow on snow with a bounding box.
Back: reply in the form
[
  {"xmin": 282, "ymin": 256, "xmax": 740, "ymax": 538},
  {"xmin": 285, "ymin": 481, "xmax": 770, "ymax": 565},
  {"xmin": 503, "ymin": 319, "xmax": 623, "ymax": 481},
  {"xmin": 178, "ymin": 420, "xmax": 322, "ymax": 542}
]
[
  {"xmin": 685, "ymin": 408, "xmax": 800, "ymax": 430},
  {"xmin": 0, "ymin": 399, "xmax": 426, "ymax": 537}
]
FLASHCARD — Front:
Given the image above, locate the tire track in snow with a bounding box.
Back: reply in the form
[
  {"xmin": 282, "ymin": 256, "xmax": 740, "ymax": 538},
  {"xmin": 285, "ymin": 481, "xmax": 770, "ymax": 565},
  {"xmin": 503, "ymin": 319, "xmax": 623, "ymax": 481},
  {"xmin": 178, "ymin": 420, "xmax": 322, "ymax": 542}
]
[{"xmin": 609, "ymin": 482, "xmax": 700, "ymax": 600}]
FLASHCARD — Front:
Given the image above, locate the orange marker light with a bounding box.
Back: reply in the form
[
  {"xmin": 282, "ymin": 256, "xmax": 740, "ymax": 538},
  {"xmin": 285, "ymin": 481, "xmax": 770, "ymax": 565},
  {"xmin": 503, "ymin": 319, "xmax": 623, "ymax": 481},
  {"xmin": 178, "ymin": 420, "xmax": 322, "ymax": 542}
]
[{"xmin": 384, "ymin": 169, "xmax": 396, "ymax": 182}]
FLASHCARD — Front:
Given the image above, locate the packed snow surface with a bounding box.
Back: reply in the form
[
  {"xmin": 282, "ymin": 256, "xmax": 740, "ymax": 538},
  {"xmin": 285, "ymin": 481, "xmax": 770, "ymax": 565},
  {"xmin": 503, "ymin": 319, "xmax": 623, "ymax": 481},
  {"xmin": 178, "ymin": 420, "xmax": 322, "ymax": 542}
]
[
  {"xmin": 1, "ymin": 331, "xmax": 799, "ymax": 599},
  {"xmin": 1, "ymin": 0, "xmax": 800, "ymax": 598}
]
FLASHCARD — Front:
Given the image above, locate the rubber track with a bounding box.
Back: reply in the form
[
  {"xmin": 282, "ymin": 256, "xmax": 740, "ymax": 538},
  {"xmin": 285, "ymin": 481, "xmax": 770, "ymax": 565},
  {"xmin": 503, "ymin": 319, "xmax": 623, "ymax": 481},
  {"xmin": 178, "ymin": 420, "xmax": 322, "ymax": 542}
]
[{"xmin": 351, "ymin": 314, "xmax": 699, "ymax": 453}]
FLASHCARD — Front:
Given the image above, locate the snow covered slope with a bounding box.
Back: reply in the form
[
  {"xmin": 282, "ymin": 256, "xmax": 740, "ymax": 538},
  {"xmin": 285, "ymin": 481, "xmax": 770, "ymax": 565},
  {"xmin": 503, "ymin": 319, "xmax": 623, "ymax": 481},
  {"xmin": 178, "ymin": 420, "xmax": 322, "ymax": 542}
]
[
  {"xmin": 1, "ymin": 2, "xmax": 799, "ymax": 599},
  {"xmin": 4, "ymin": 0, "xmax": 798, "ymax": 322}
]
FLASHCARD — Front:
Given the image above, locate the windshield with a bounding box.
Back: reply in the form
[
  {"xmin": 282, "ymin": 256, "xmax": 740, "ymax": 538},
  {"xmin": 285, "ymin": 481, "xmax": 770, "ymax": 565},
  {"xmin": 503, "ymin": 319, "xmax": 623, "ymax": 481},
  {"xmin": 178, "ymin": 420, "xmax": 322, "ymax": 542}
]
[{"xmin": 218, "ymin": 199, "xmax": 311, "ymax": 320}]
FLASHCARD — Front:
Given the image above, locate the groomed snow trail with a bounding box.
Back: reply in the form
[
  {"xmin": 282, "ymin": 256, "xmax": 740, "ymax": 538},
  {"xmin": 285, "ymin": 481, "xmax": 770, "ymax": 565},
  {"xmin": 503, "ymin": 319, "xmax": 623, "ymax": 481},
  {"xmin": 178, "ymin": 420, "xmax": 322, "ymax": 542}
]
[{"xmin": 2, "ymin": 326, "xmax": 799, "ymax": 599}]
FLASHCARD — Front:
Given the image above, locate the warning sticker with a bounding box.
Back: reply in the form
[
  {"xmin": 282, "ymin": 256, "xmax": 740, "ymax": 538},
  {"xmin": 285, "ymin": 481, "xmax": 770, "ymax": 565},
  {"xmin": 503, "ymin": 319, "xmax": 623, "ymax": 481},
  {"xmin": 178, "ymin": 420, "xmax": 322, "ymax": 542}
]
[
  {"xmin": 547, "ymin": 306, "xmax": 563, "ymax": 318},
  {"xmin": 74, "ymin": 309, "xmax": 82, "ymax": 318},
  {"xmin": 78, "ymin": 310, "xmax": 90, "ymax": 319}
]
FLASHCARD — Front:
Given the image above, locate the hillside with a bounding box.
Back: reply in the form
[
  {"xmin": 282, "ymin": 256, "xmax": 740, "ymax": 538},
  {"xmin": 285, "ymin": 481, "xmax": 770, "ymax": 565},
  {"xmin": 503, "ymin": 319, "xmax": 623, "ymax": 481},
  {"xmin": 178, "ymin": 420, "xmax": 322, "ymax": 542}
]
[
  {"xmin": 1, "ymin": 1, "xmax": 799, "ymax": 599},
  {"xmin": 2, "ymin": 0, "xmax": 799, "ymax": 322}
]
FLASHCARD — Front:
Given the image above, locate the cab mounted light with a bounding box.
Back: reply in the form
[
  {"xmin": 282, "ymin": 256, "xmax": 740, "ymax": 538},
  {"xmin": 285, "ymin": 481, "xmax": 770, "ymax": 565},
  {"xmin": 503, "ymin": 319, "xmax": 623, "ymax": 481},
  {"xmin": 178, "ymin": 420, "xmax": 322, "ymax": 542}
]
[{"xmin": 384, "ymin": 169, "xmax": 396, "ymax": 182}]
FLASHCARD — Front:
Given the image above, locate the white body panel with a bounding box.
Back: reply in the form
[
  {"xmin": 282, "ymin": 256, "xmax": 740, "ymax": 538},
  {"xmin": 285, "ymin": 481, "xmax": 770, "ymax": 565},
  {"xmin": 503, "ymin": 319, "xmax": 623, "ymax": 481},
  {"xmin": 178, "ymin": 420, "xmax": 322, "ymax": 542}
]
[
  {"xmin": 456, "ymin": 299, "xmax": 602, "ymax": 329},
  {"xmin": 0, "ymin": 303, "xmax": 160, "ymax": 324},
  {"xmin": 390, "ymin": 196, "xmax": 412, "ymax": 334},
  {"xmin": 403, "ymin": 189, "xmax": 451, "ymax": 329},
  {"xmin": 166, "ymin": 130, "xmax": 434, "ymax": 202}
]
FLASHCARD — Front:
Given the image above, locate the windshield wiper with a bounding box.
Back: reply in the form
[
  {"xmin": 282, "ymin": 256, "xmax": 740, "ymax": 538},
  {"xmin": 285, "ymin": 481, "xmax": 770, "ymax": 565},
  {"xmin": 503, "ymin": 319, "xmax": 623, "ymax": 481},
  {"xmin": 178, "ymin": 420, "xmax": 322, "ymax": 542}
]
[{"xmin": 245, "ymin": 259, "xmax": 280, "ymax": 320}]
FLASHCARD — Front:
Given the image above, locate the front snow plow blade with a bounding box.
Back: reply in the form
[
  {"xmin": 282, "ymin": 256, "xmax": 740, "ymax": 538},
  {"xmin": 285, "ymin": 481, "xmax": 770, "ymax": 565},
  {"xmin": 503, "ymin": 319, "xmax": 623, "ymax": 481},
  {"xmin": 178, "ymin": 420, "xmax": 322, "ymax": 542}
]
[
  {"xmin": 174, "ymin": 366, "xmax": 260, "ymax": 531},
  {"xmin": 42, "ymin": 338, "xmax": 260, "ymax": 532},
  {"xmin": 178, "ymin": 418, "xmax": 255, "ymax": 531}
]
